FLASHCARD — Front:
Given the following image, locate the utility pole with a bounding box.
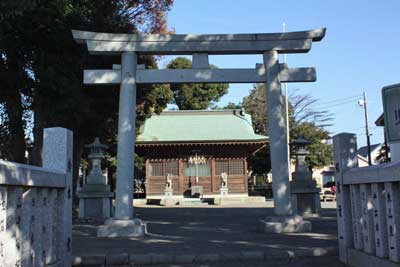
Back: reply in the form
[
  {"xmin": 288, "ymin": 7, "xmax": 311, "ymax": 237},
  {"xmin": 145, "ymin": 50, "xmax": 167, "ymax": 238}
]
[
  {"xmin": 359, "ymin": 92, "xmax": 372, "ymax": 165},
  {"xmin": 282, "ymin": 22, "xmax": 291, "ymax": 174}
]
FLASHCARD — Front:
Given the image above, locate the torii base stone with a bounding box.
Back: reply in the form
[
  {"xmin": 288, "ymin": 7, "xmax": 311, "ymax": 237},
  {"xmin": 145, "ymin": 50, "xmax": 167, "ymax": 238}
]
[
  {"xmin": 98, "ymin": 218, "xmax": 147, "ymax": 237},
  {"xmin": 258, "ymin": 215, "xmax": 312, "ymax": 233}
]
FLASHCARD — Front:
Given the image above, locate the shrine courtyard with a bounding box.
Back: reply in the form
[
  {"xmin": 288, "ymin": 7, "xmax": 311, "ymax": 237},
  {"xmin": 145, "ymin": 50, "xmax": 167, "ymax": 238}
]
[{"xmin": 72, "ymin": 201, "xmax": 344, "ymax": 266}]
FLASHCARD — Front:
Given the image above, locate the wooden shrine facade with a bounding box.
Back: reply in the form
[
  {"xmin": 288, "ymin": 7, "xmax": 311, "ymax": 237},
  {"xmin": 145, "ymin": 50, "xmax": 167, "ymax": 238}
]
[
  {"xmin": 137, "ymin": 141, "xmax": 265, "ymax": 196},
  {"xmin": 135, "ymin": 110, "xmax": 268, "ymax": 197}
]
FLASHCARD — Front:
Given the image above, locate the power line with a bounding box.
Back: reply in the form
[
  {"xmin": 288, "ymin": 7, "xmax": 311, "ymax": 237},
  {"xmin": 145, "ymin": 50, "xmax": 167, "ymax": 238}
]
[
  {"xmin": 305, "ymin": 94, "xmax": 363, "ymax": 110},
  {"xmin": 356, "ymin": 132, "xmax": 385, "ymax": 137},
  {"xmin": 316, "ymin": 94, "xmax": 363, "ymax": 106},
  {"xmin": 315, "ymin": 99, "xmax": 359, "ymax": 109}
]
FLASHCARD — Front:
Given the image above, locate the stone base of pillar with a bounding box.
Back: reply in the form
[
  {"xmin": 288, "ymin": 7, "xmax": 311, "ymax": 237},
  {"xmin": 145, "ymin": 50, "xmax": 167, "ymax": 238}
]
[
  {"xmin": 78, "ymin": 184, "xmax": 114, "ymax": 220},
  {"xmin": 220, "ymin": 187, "xmax": 228, "ymax": 197},
  {"xmin": 160, "ymin": 197, "xmax": 178, "ymax": 206},
  {"xmin": 258, "ymin": 215, "xmax": 312, "ymax": 233},
  {"xmin": 164, "ymin": 188, "xmax": 173, "ymax": 197},
  {"xmin": 191, "ymin": 185, "xmax": 203, "ymax": 198},
  {"xmin": 290, "ymin": 189, "xmax": 321, "ymax": 216},
  {"xmin": 97, "ymin": 218, "xmax": 146, "ymax": 237},
  {"xmin": 160, "ymin": 188, "xmax": 176, "ymax": 206}
]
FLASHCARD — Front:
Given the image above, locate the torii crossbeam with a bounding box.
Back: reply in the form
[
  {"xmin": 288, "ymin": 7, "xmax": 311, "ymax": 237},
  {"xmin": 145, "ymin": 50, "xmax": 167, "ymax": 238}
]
[{"xmin": 72, "ymin": 28, "xmax": 326, "ymax": 236}]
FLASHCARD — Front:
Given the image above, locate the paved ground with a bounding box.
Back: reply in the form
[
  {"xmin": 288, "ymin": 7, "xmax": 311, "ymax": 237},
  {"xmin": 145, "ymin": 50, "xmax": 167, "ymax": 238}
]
[
  {"xmin": 147, "ymin": 256, "xmax": 347, "ymax": 267},
  {"xmin": 72, "ymin": 201, "xmax": 342, "ymax": 265}
]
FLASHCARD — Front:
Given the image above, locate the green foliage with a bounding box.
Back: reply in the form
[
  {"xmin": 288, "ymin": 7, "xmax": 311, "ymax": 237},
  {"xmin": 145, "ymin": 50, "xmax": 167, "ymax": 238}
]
[
  {"xmin": 166, "ymin": 57, "xmax": 229, "ymax": 110},
  {"xmin": 0, "ymin": 105, "xmax": 10, "ymax": 159},
  {"xmin": 376, "ymin": 145, "xmax": 390, "ymax": 164},
  {"xmin": 242, "ymin": 84, "xmax": 268, "ymax": 135},
  {"xmin": 137, "ymin": 83, "xmax": 173, "ymax": 127},
  {"xmin": 223, "ymin": 102, "xmax": 242, "ymax": 109},
  {"xmin": 0, "ymin": 0, "xmax": 175, "ymax": 189},
  {"xmin": 211, "ymin": 102, "xmax": 242, "ymax": 110},
  {"xmin": 248, "ymin": 146, "xmax": 271, "ymax": 177},
  {"xmin": 290, "ymin": 122, "xmax": 333, "ymax": 169}
]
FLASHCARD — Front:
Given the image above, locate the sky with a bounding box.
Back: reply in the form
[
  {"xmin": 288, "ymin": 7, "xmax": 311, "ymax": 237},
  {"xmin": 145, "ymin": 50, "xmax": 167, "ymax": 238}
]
[{"xmin": 161, "ymin": 0, "xmax": 400, "ymax": 147}]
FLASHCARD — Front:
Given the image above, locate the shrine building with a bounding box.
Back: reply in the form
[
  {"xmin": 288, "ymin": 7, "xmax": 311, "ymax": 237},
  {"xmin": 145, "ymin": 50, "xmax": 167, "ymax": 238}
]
[{"xmin": 136, "ymin": 109, "xmax": 268, "ymax": 201}]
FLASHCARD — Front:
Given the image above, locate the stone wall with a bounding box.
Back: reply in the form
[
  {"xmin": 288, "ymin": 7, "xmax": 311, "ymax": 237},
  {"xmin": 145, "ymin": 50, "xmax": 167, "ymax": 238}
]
[
  {"xmin": 334, "ymin": 132, "xmax": 400, "ymax": 267},
  {"xmin": 0, "ymin": 128, "xmax": 73, "ymax": 267}
]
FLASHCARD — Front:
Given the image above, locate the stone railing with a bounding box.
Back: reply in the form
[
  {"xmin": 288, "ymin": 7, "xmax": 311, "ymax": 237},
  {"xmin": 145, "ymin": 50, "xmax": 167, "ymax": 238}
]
[
  {"xmin": 0, "ymin": 128, "xmax": 73, "ymax": 267},
  {"xmin": 334, "ymin": 133, "xmax": 400, "ymax": 267}
]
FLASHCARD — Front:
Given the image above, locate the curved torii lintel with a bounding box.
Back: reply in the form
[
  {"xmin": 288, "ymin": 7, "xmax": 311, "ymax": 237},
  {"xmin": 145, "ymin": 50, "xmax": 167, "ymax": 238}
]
[{"xmin": 71, "ymin": 28, "xmax": 326, "ymax": 55}]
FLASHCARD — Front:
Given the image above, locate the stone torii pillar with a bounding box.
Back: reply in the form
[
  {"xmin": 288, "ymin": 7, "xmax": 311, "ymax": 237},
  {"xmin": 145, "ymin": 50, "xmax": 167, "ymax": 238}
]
[
  {"xmin": 263, "ymin": 51, "xmax": 291, "ymax": 216},
  {"xmin": 100, "ymin": 52, "xmax": 146, "ymax": 236},
  {"xmin": 115, "ymin": 52, "xmax": 137, "ymax": 220},
  {"xmin": 72, "ymin": 28, "xmax": 326, "ymax": 236}
]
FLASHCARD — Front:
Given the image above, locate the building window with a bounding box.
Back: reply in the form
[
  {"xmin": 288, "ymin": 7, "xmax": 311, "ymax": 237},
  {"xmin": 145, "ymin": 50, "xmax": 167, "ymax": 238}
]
[
  {"xmin": 150, "ymin": 162, "xmax": 163, "ymax": 176},
  {"xmin": 165, "ymin": 161, "xmax": 179, "ymax": 176},
  {"xmin": 149, "ymin": 160, "xmax": 178, "ymax": 176},
  {"xmin": 229, "ymin": 159, "xmax": 245, "ymax": 175},
  {"xmin": 215, "ymin": 160, "xmax": 229, "ymax": 174},
  {"xmin": 215, "ymin": 159, "xmax": 245, "ymax": 175},
  {"xmin": 183, "ymin": 162, "xmax": 211, "ymax": 177}
]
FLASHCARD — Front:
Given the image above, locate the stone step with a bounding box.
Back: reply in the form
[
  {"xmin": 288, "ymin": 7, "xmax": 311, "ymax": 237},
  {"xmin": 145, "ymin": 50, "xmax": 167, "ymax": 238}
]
[
  {"xmin": 178, "ymin": 198, "xmax": 209, "ymax": 206},
  {"xmin": 214, "ymin": 196, "xmax": 266, "ymax": 205}
]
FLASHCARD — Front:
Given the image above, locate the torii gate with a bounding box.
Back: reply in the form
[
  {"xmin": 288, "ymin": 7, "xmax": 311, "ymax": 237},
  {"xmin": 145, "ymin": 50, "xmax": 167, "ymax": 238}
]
[{"xmin": 72, "ymin": 28, "xmax": 326, "ymax": 236}]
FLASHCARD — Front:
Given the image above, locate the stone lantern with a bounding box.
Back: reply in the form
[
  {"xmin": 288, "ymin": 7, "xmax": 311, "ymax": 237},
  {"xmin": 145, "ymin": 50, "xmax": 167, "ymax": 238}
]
[
  {"xmin": 78, "ymin": 138, "xmax": 114, "ymax": 220},
  {"xmin": 290, "ymin": 136, "xmax": 321, "ymax": 216}
]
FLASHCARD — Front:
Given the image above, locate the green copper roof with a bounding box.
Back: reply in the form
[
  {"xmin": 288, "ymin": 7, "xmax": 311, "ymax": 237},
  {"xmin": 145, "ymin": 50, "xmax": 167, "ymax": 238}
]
[{"xmin": 137, "ymin": 110, "xmax": 268, "ymax": 143}]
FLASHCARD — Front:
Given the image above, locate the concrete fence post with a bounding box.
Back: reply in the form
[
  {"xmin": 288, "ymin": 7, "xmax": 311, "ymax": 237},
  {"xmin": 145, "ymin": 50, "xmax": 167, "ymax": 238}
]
[
  {"xmin": 1, "ymin": 187, "xmax": 23, "ymax": 267},
  {"xmin": 43, "ymin": 127, "xmax": 73, "ymax": 267},
  {"xmin": 333, "ymin": 133, "xmax": 358, "ymax": 263},
  {"xmin": 384, "ymin": 182, "xmax": 400, "ymax": 262}
]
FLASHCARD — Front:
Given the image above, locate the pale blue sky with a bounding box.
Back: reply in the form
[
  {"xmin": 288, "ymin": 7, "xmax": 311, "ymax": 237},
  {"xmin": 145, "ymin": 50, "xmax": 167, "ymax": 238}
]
[{"xmin": 162, "ymin": 0, "xmax": 400, "ymax": 147}]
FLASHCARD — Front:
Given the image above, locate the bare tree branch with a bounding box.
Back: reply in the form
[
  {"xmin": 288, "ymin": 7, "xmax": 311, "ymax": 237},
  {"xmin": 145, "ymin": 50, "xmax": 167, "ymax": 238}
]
[{"xmin": 289, "ymin": 92, "xmax": 333, "ymax": 128}]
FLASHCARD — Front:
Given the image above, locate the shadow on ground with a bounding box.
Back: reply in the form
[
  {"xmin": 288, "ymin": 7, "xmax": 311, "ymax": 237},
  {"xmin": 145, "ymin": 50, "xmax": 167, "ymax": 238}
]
[{"xmin": 72, "ymin": 202, "xmax": 338, "ymax": 256}]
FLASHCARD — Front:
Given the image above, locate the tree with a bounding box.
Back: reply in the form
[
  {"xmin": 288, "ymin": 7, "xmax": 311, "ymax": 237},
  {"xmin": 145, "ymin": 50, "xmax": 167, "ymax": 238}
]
[
  {"xmin": 211, "ymin": 102, "xmax": 242, "ymax": 110},
  {"xmin": 290, "ymin": 122, "xmax": 333, "ymax": 168},
  {"xmin": 242, "ymin": 84, "xmax": 333, "ymax": 175},
  {"xmin": 288, "ymin": 91, "xmax": 333, "ymax": 129},
  {"xmin": 376, "ymin": 145, "xmax": 390, "ymax": 164},
  {"xmin": 0, "ymin": 0, "xmax": 175, "ymax": 192},
  {"xmin": 242, "ymin": 84, "xmax": 268, "ymax": 135},
  {"xmin": 0, "ymin": 0, "xmax": 35, "ymax": 163},
  {"xmin": 0, "ymin": 104, "xmax": 11, "ymax": 159},
  {"xmin": 166, "ymin": 57, "xmax": 229, "ymax": 110},
  {"xmin": 223, "ymin": 102, "xmax": 242, "ymax": 109}
]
